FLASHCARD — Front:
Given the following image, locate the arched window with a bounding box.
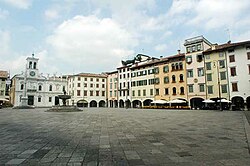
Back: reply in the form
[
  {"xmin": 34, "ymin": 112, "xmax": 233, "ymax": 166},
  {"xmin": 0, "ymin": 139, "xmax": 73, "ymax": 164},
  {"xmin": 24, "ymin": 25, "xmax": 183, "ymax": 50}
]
[
  {"xmin": 179, "ymin": 62, "xmax": 183, "ymax": 70},
  {"xmin": 172, "ymin": 75, "xmax": 176, "ymax": 83},
  {"xmin": 173, "ymin": 87, "xmax": 176, "ymax": 95},
  {"xmin": 171, "ymin": 64, "xmax": 175, "ymax": 71},
  {"xmin": 179, "ymin": 74, "xmax": 184, "ymax": 82},
  {"xmin": 38, "ymin": 85, "xmax": 42, "ymax": 91},
  {"xmin": 180, "ymin": 87, "xmax": 184, "ymax": 95},
  {"xmin": 175, "ymin": 63, "xmax": 179, "ymax": 70},
  {"xmin": 20, "ymin": 84, "xmax": 24, "ymax": 90},
  {"xmin": 29, "ymin": 62, "xmax": 32, "ymax": 69},
  {"xmin": 34, "ymin": 62, "xmax": 37, "ymax": 69},
  {"xmin": 163, "ymin": 65, "xmax": 169, "ymax": 73},
  {"xmin": 49, "ymin": 85, "xmax": 52, "ymax": 91}
]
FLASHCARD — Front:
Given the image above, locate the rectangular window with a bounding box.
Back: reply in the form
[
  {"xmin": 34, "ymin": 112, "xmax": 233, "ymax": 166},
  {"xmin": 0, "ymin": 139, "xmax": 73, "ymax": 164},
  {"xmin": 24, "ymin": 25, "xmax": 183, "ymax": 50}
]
[
  {"xmin": 49, "ymin": 97, "xmax": 52, "ymax": 102},
  {"xmin": 219, "ymin": 60, "xmax": 225, "ymax": 68},
  {"xmin": 192, "ymin": 45, "xmax": 196, "ymax": 52},
  {"xmin": 154, "ymin": 67, "xmax": 159, "ymax": 74},
  {"xmin": 38, "ymin": 97, "xmax": 41, "ymax": 102},
  {"xmin": 77, "ymin": 90, "xmax": 80, "ymax": 96},
  {"xmin": 186, "ymin": 56, "xmax": 192, "ymax": 63},
  {"xmin": 247, "ymin": 52, "xmax": 250, "ymax": 60},
  {"xmin": 77, "ymin": 83, "xmax": 80, "ymax": 87},
  {"xmin": 110, "ymin": 83, "xmax": 112, "ymax": 89},
  {"xmin": 155, "ymin": 78, "xmax": 160, "ymax": 84},
  {"xmin": 78, "ymin": 77, "xmax": 81, "ymax": 81},
  {"xmin": 163, "ymin": 65, "xmax": 169, "ymax": 73},
  {"xmin": 165, "ymin": 88, "xmax": 169, "ymax": 95},
  {"xmin": 188, "ymin": 85, "xmax": 193, "ymax": 93},
  {"xmin": 197, "ymin": 44, "xmax": 201, "ymax": 51},
  {"xmin": 207, "ymin": 73, "xmax": 212, "ymax": 81},
  {"xmin": 219, "ymin": 52, "xmax": 224, "ymax": 57},
  {"xmin": 102, "ymin": 84, "xmax": 105, "ymax": 88},
  {"xmin": 229, "ymin": 55, "xmax": 235, "ymax": 62},
  {"xmin": 249, "ymin": 65, "xmax": 250, "ymax": 74},
  {"xmin": 96, "ymin": 78, "xmax": 99, "ymax": 82},
  {"xmin": 85, "ymin": 78, "xmax": 87, "ymax": 81},
  {"xmin": 90, "ymin": 91, "xmax": 93, "ymax": 96},
  {"xmin": 102, "ymin": 91, "xmax": 105, "ymax": 97},
  {"xmin": 110, "ymin": 91, "xmax": 112, "ymax": 97},
  {"xmin": 138, "ymin": 90, "xmax": 141, "ymax": 96},
  {"xmin": 164, "ymin": 76, "xmax": 169, "ymax": 83},
  {"xmin": 150, "ymin": 89, "xmax": 153, "ymax": 96},
  {"xmin": 84, "ymin": 90, "xmax": 87, "ymax": 96},
  {"xmin": 155, "ymin": 89, "xmax": 159, "ymax": 95},
  {"xmin": 230, "ymin": 67, "xmax": 236, "ymax": 76},
  {"xmin": 206, "ymin": 55, "xmax": 210, "ymax": 59},
  {"xmin": 96, "ymin": 91, "xmax": 99, "ymax": 96},
  {"xmin": 143, "ymin": 89, "xmax": 146, "ymax": 96},
  {"xmin": 206, "ymin": 62, "xmax": 211, "ymax": 70},
  {"xmin": 90, "ymin": 83, "xmax": 93, "ymax": 88},
  {"xmin": 187, "ymin": 46, "xmax": 191, "ymax": 53},
  {"xmin": 84, "ymin": 83, "xmax": 87, "ymax": 87},
  {"xmin": 197, "ymin": 68, "xmax": 204, "ymax": 77},
  {"xmin": 196, "ymin": 54, "xmax": 203, "ymax": 62},
  {"xmin": 132, "ymin": 90, "xmax": 135, "ymax": 96},
  {"xmin": 232, "ymin": 83, "xmax": 238, "ymax": 91},
  {"xmin": 187, "ymin": 69, "xmax": 193, "ymax": 78},
  {"xmin": 220, "ymin": 72, "xmax": 226, "ymax": 80},
  {"xmin": 221, "ymin": 84, "xmax": 227, "ymax": 93},
  {"xmin": 199, "ymin": 84, "xmax": 205, "ymax": 92},
  {"xmin": 114, "ymin": 90, "xmax": 117, "ymax": 97},
  {"xmin": 90, "ymin": 78, "xmax": 93, "ymax": 81},
  {"xmin": 208, "ymin": 86, "xmax": 213, "ymax": 94}
]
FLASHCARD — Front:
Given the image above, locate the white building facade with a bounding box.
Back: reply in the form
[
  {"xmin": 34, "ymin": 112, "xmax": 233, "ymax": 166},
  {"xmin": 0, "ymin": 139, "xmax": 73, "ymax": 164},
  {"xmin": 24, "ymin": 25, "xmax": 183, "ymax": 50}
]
[
  {"xmin": 68, "ymin": 73, "xmax": 107, "ymax": 107},
  {"xmin": 10, "ymin": 55, "xmax": 67, "ymax": 107},
  {"xmin": 184, "ymin": 36, "xmax": 212, "ymax": 108}
]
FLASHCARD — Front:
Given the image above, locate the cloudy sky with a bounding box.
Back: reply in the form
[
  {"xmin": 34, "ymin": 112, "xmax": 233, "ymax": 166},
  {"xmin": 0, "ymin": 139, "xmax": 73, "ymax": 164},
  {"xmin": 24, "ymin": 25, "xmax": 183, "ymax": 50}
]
[{"xmin": 0, "ymin": 0, "xmax": 250, "ymax": 76}]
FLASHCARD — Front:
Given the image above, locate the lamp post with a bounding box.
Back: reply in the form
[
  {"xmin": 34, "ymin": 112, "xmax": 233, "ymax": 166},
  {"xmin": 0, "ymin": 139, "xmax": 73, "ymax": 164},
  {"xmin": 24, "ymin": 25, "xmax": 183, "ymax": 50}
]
[{"xmin": 215, "ymin": 60, "xmax": 222, "ymax": 111}]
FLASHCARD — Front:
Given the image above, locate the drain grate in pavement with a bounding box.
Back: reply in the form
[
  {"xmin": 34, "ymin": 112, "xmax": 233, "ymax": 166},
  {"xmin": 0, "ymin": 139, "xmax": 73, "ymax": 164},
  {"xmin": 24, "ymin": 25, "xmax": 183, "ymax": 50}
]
[{"xmin": 176, "ymin": 151, "xmax": 192, "ymax": 157}]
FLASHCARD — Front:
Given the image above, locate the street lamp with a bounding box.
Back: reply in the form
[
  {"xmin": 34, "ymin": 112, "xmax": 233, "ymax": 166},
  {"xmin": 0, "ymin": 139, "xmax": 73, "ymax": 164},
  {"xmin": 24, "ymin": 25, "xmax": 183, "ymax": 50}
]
[{"xmin": 214, "ymin": 60, "xmax": 222, "ymax": 111}]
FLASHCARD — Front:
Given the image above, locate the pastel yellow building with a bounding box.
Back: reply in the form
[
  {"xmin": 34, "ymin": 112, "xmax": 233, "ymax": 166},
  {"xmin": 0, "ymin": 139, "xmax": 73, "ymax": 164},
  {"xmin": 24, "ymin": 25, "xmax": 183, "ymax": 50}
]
[
  {"xmin": 155, "ymin": 53, "xmax": 187, "ymax": 102},
  {"xmin": 107, "ymin": 71, "xmax": 118, "ymax": 108}
]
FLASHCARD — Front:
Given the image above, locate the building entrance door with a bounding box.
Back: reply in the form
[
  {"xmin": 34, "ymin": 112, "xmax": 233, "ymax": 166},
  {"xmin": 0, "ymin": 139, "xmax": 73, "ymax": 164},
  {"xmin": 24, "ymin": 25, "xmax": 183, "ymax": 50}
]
[
  {"xmin": 28, "ymin": 96, "xmax": 34, "ymax": 105},
  {"xmin": 55, "ymin": 96, "xmax": 59, "ymax": 105}
]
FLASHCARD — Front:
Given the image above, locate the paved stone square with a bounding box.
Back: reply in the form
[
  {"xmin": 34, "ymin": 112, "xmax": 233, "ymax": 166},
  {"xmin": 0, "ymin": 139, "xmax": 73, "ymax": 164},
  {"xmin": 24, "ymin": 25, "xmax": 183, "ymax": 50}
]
[{"xmin": 0, "ymin": 108, "xmax": 250, "ymax": 165}]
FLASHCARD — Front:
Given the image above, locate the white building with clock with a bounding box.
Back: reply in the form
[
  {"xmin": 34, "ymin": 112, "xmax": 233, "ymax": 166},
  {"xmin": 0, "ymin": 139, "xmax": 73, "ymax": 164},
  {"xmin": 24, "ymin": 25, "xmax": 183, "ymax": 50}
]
[{"xmin": 10, "ymin": 54, "xmax": 67, "ymax": 107}]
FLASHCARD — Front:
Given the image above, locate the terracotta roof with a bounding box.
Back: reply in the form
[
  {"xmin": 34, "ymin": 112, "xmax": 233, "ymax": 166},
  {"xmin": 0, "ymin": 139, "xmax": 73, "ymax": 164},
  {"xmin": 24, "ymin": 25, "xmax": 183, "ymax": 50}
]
[
  {"xmin": 203, "ymin": 40, "xmax": 250, "ymax": 54},
  {"xmin": 130, "ymin": 53, "xmax": 185, "ymax": 69},
  {"xmin": 72, "ymin": 73, "xmax": 107, "ymax": 78},
  {"xmin": 0, "ymin": 71, "xmax": 8, "ymax": 78}
]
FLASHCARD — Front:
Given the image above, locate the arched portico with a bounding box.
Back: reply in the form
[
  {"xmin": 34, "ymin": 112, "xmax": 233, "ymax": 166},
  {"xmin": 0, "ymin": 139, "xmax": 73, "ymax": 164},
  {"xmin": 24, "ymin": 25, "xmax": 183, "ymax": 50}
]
[
  {"xmin": 99, "ymin": 100, "xmax": 106, "ymax": 107},
  {"xmin": 90, "ymin": 100, "xmax": 97, "ymax": 107},
  {"xmin": 232, "ymin": 96, "xmax": 244, "ymax": 110},
  {"xmin": 132, "ymin": 100, "xmax": 142, "ymax": 108},
  {"xmin": 77, "ymin": 99, "xmax": 88, "ymax": 107},
  {"xmin": 190, "ymin": 97, "xmax": 204, "ymax": 109},
  {"xmin": 143, "ymin": 99, "xmax": 153, "ymax": 106}
]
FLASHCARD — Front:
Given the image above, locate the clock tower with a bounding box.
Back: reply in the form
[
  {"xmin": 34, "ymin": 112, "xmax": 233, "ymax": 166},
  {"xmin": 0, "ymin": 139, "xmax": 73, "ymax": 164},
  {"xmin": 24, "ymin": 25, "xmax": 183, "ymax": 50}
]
[{"xmin": 26, "ymin": 53, "xmax": 39, "ymax": 78}]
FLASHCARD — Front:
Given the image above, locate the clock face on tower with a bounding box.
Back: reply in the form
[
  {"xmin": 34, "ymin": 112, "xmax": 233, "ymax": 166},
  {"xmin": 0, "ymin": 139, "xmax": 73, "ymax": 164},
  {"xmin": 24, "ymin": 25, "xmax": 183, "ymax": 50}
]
[{"xmin": 30, "ymin": 71, "xmax": 36, "ymax": 77}]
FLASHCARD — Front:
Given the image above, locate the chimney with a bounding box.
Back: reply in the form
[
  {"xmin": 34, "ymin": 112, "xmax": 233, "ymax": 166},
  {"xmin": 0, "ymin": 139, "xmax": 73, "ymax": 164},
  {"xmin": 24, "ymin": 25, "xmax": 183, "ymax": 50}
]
[
  {"xmin": 177, "ymin": 50, "xmax": 181, "ymax": 54},
  {"xmin": 160, "ymin": 56, "xmax": 163, "ymax": 60},
  {"xmin": 227, "ymin": 40, "xmax": 231, "ymax": 44}
]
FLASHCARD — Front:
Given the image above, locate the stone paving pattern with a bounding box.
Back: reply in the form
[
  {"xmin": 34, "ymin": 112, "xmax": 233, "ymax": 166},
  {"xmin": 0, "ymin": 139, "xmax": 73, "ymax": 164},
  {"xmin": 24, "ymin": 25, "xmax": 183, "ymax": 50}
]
[{"xmin": 0, "ymin": 108, "xmax": 250, "ymax": 165}]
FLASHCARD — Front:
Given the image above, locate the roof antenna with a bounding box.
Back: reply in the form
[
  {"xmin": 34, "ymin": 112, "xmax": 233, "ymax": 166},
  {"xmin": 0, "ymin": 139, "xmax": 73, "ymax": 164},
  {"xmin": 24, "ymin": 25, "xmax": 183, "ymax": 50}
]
[{"xmin": 226, "ymin": 28, "xmax": 231, "ymax": 43}]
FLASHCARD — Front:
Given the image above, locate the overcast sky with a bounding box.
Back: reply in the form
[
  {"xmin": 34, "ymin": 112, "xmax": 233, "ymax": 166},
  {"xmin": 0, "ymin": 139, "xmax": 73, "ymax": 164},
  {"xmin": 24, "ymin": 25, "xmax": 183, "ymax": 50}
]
[{"xmin": 0, "ymin": 0, "xmax": 250, "ymax": 76}]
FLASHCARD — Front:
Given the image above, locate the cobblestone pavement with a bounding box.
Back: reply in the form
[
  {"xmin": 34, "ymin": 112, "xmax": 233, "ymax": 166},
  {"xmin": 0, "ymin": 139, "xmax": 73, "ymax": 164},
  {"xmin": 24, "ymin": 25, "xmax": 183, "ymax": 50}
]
[{"xmin": 0, "ymin": 108, "xmax": 250, "ymax": 166}]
